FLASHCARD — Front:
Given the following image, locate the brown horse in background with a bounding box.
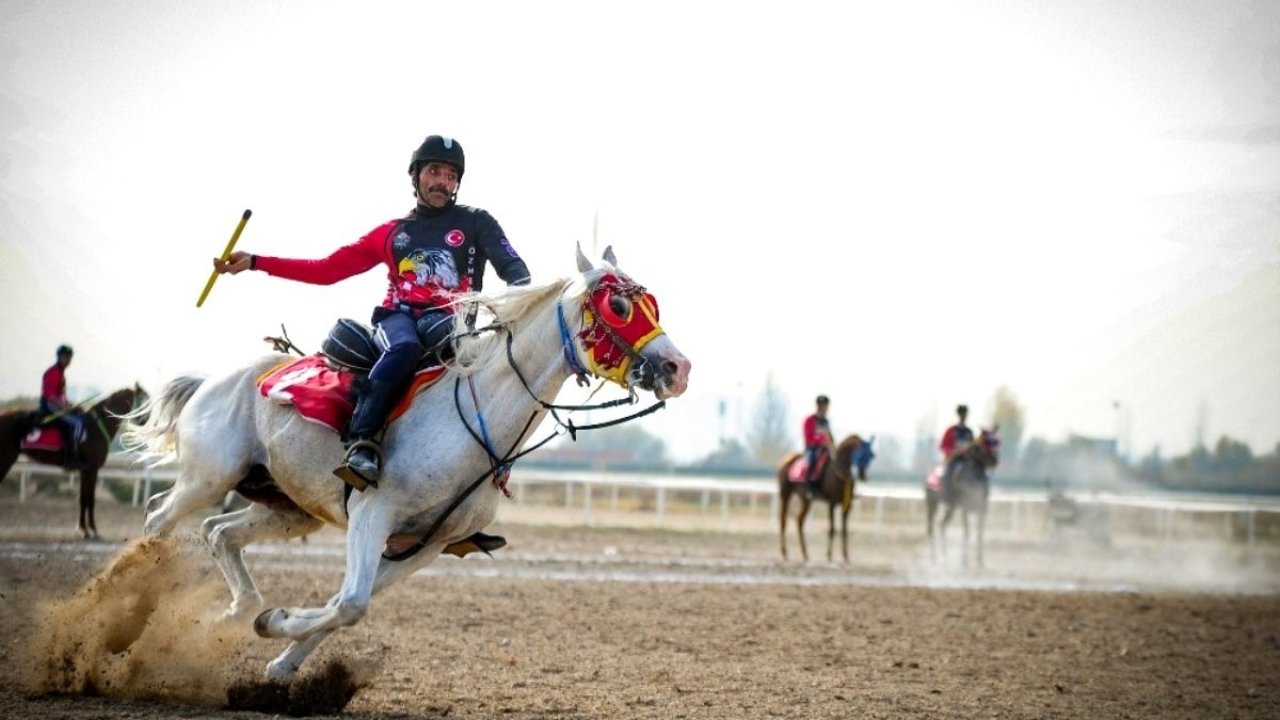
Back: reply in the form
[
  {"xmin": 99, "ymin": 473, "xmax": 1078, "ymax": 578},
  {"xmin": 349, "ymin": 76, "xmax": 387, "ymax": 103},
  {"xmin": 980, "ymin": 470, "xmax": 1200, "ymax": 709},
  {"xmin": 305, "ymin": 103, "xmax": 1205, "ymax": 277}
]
[
  {"xmin": 777, "ymin": 434, "xmax": 875, "ymax": 562},
  {"xmin": 0, "ymin": 384, "xmax": 146, "ymax": 538}
]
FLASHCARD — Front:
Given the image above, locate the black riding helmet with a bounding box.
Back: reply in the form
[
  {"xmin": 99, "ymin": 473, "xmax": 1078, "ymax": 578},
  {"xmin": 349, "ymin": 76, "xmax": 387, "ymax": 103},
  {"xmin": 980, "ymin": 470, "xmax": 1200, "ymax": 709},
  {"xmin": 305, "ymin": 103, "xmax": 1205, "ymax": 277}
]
[
  {"xmin": 408, "ymin": 135, "xmax": 465, "ymax": 180},
  {"xmin": 56, "ymin": 344, "xmax": 74, "ymax": 357}
]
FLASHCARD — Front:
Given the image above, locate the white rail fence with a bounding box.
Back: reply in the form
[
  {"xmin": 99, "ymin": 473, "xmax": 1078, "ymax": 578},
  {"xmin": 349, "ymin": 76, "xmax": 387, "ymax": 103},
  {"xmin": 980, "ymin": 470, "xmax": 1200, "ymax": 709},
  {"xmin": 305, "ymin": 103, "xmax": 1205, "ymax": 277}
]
[{"xmin": 6, "ymin": 460, "xmax": 1277, "ymax": 547}]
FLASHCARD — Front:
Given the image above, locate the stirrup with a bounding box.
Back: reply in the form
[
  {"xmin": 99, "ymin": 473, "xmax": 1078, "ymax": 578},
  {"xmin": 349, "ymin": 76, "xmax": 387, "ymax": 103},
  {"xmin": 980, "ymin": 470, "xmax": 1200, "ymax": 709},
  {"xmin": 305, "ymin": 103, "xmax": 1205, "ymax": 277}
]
[
  {"xmin": 443, "ymin": 531, "xmax": 508, "ymax": 558},
  {"xmin": 332, "ymin": 440, "xmax": 383, "ymax": 491}
]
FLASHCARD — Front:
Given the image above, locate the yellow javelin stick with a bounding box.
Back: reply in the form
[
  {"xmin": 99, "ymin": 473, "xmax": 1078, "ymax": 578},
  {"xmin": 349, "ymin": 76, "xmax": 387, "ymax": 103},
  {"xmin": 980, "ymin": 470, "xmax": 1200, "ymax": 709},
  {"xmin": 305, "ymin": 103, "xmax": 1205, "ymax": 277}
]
[{"xmin": 196, "ymin": 208, "xmax": 253, "ymax": 308}]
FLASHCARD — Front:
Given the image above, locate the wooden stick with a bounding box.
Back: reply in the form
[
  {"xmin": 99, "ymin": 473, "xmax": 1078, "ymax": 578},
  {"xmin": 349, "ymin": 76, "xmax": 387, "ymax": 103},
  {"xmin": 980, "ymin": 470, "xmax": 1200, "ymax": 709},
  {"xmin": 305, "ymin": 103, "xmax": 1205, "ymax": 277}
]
[{"xmin": 196, "ymin": 208, "xmax": 253, "ymax": 308}]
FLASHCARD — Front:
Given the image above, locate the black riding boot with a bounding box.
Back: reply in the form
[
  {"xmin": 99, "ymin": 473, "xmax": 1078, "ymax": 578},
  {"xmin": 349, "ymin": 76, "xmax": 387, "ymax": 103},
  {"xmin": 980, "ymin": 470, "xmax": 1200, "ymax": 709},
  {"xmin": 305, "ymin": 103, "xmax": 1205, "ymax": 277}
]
[
  {"xmin": 63, "ymin": 428, "xmax": 84, "ymax": 471},
  {"xmin": 334, "ymin": 379, "xmax": 399, "ymax": 491}
]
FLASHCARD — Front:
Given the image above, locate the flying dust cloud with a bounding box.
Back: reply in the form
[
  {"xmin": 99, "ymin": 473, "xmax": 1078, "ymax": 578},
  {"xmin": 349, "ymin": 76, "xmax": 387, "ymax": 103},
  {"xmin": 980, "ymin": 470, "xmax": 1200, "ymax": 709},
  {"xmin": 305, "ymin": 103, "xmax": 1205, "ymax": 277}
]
[
  {"xmin": 25, "ymin": 536, "xmax": 254, "ymax": 704},
  {"xmin": 24, "ymin": 534, "xmax": 370, "ymax": 712}
]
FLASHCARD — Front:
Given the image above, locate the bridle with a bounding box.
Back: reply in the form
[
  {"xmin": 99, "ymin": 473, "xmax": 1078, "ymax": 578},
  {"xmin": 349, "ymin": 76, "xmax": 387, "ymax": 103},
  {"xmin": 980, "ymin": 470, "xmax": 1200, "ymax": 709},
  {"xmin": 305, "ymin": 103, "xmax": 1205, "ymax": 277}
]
[{"xmin": 379, "ymin": 274, "xmax": 670, "ymax": 562}]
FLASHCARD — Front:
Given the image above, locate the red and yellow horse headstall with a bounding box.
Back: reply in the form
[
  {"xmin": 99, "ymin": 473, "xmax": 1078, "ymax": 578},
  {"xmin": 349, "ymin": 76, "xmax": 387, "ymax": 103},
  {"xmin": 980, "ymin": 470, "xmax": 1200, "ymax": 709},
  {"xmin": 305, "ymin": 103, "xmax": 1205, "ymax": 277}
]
[{"xmin": 574, "ymin": 274, "xmax": 664, "ymax": 386}]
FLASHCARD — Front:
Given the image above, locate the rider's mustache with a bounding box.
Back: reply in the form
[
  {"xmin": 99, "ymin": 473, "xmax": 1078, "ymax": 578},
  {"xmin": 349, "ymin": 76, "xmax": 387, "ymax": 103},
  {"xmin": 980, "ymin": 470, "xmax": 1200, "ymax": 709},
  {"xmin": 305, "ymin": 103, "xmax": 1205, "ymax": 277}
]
[{"xmin": 427, "ymin": 184, "xmax": 451, "ymax": 195}]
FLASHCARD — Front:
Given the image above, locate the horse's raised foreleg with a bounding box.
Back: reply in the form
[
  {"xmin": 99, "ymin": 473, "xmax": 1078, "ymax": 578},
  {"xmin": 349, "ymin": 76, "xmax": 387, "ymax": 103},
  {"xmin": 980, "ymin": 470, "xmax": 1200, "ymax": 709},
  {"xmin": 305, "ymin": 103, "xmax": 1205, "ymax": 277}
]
[
  {"xmin": 264, "ymin": 532, "xmax": 447, "ymax": 682},
  {"xmin": 203, "ymin": 503, "xmax": 323, "ymax": 621},
  {"xmin": 253, "ymin": 498, "xmax": 395, "ymax": 667},
  {"xmin": 961, "ymin": 509, "xmax": 972, "ymax": 568}
]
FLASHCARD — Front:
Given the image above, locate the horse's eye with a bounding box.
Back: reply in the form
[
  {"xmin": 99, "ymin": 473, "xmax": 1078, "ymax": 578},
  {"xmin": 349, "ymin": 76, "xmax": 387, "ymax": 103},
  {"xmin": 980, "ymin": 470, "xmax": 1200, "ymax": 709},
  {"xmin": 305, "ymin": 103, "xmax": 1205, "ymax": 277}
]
[{"xmin": 600, "ymin": 293, "xmax": 633, "ymax": 327}]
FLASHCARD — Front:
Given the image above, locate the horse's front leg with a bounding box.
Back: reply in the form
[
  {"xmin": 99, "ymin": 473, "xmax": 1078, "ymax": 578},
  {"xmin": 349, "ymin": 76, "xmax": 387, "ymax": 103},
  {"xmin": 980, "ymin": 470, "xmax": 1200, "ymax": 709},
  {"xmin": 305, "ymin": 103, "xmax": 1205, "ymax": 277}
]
[
  {"xmin": 778, "ymin": 487, "xmax": 790, "ymax": 560},
  {"xmin": 938, "ymin": 504, "xmax": 956, "ymax": 562},
  {"xmin": 976, "ymin": 510, "xmax": 986, "ymax": 569},
  {"xmin": 81, "ymin": 469, "xmax": 99, "ymax": 539},
  {"xmin": 841, "ymin": 506, "xmax": 850, "ymax": 564},
  {"xmin": 254, "ymin": 497, "xmax": 395, "ymax": 650},
  {"xmin": 961, "ymin": 510, "xmax": 972, "ymax": 569},
  {"xmin": 265, "ymin": 538, "xmax": 448, "ymax": 682},
  {"xmin": 826, "ymin": 502, "xmax": 837, "ymax": 563}
]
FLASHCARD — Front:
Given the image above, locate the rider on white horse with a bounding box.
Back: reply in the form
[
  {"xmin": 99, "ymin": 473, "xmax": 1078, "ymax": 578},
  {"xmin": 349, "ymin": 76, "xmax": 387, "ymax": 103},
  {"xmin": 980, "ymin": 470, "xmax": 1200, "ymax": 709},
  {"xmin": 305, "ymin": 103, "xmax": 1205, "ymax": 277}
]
[{"xmin": 213, "ymin": 135, "xmax": 531, "ymax": 490}]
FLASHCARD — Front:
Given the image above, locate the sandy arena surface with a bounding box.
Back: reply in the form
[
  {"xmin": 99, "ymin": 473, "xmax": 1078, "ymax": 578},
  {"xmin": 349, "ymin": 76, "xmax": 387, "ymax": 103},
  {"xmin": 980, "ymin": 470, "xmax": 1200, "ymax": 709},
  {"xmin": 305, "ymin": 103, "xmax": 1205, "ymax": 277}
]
[{"xmin": 0, "ymin": 494, "xmax": 1278, "ymax": 719}]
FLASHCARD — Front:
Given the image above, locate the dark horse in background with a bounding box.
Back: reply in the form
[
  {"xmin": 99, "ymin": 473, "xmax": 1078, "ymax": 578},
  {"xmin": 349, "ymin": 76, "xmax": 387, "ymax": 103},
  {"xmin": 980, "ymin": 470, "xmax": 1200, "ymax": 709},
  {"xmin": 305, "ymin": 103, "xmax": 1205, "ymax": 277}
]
[
  {"xmin": 0, "ymin": 384, "xmax": 146, "ymax": 539},
  {"xmin": 777, "ymin": 434, "xmax": 875, "ymax": 562},
  {"xmin": 925, "ymin": 427, "xmax": 999, "ymax": 567}
]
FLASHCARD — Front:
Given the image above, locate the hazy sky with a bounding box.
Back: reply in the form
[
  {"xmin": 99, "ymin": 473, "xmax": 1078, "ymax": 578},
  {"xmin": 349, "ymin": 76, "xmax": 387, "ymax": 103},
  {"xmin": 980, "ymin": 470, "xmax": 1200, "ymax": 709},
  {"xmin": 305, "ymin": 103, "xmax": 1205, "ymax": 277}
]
[{"xmin": 2, "ymin": 0, "xmax": 1278, "ymax": 465}]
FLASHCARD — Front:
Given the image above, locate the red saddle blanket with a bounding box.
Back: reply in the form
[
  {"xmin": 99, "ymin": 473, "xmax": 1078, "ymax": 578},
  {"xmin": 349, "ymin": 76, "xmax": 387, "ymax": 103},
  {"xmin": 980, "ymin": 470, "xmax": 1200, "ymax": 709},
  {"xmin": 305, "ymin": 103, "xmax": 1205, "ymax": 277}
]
[
  {"xmin": 787, "ymin": 451, "xmax": 829, "ymax": 483},
  {"xmin": 257, "ymin": 355, "xmax": 447, "ymax": 434},
  {"xmin": 20, "ymin": 426, "xmax": 64, "ymax": 452},
  {"xmin": 925, "ymin": 464, "xmax": 944, "ymax": 491}
]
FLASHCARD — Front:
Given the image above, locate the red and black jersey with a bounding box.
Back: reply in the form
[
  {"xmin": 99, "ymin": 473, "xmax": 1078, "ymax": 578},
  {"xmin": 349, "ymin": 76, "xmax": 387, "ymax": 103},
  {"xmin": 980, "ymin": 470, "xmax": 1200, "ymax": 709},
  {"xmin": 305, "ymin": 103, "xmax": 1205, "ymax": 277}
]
[
  {"xmin": 41, "ymin": 364, "xmax": 66, "ymax": 408},
  {"xmin": 255, "ymin": 203, "xmax": 530, "ymax": 311}
]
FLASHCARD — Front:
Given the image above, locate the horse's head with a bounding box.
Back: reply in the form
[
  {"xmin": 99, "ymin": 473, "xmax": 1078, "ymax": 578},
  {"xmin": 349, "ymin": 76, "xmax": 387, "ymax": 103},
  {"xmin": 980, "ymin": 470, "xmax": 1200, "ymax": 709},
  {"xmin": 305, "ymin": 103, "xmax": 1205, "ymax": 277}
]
[
  {"xmin": 834, "ymin": 435, "xmax": 875, "ymax": 479},
  {"xmin": 100, "ymin": 383, "xmax": 149, "ymax": 418},
  {"xmin": 566, "ymin": 245, "xmax": 691, "ymax": 400},
  {"xmin": 977, "ymin": 426, "xmax": 1000, "ymax": 468}
]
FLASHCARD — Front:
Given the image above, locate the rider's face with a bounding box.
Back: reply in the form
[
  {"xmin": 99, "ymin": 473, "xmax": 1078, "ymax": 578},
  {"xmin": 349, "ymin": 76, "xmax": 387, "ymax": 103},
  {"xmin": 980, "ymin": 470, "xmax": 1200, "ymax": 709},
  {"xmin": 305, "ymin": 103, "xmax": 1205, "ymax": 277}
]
[{"xmin": 416, "ymin": 162, "xmax": 460, "ymax": 208}]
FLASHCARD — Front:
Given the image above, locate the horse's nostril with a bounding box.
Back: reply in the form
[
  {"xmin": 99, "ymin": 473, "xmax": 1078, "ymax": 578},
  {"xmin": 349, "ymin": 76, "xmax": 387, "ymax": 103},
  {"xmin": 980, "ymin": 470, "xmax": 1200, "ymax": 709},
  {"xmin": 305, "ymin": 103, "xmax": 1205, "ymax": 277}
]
[{"xmin": 662, "ymin": 360, "xmax": 678, "ymax": 376}]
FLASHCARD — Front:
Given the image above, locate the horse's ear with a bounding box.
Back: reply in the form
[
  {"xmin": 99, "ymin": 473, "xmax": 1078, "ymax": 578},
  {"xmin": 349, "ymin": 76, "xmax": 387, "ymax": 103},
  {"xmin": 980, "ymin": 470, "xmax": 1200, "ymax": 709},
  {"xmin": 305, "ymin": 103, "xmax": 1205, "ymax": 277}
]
[
  {"xmin": 602, "ymin": 245, "xmax": 617, "ymax": 267},
  {"xmin": 576, "ymin": 242, "xmax": 594, "ymax": 273}
]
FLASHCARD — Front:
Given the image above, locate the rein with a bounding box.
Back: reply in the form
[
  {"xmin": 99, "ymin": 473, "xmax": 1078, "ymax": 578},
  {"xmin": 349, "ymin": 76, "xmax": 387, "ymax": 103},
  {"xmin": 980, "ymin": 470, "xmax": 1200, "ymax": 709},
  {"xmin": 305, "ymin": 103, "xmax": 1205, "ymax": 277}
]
[{"xmin": 378, "ymin": 311, "xmax": 666, "ymax": 563}]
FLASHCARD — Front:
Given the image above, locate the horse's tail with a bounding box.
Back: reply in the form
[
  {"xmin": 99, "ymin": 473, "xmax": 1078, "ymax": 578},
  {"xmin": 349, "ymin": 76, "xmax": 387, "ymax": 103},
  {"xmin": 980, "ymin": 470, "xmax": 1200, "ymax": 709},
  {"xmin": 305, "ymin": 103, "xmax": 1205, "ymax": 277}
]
[{"xmin": 119, "ymin": 375, "xmax": 205, "ymax": 465}]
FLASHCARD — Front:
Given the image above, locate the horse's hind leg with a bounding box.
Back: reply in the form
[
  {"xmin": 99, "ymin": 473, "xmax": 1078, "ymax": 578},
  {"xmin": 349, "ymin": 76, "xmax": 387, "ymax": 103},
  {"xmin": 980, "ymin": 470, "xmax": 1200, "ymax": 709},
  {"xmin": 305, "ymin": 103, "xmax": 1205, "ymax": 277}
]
[
  {"xmin": 796, "ymin": 501, "xmax": 811, "ymax": 563},
  {"xmin": 145, "ymin": 487, "xmax": 172, "ymax": 516},
  {"xmin": 202, "ymin": 503, "xmax": 323, "ymax": 621},
  {"xmin": 144, "ymin": 451, "xmax": 247, "ymax": 537}
]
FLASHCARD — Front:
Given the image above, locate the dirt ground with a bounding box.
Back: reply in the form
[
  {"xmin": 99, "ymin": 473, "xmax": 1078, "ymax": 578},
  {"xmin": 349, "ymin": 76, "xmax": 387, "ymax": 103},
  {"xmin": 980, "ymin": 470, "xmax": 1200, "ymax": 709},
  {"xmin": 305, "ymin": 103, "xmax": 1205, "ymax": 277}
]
[{"xmin": 0, "ymin": 496, "xmax": 1278, "ymax": 719}]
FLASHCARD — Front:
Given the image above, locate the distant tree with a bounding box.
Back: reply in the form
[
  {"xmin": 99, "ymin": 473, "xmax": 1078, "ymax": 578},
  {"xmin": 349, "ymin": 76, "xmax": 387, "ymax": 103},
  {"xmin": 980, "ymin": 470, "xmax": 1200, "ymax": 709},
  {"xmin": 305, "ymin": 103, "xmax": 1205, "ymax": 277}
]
[
  {"xmin": 1214, "ymin": 436, "xmax": 1253, "ymax": 474},
  {"xmin": 987, "ymin": 386, "xmax": 1025, "ymax": 467},
  {"xmin": 693, "ymin": 438, "xmax": 757, "ymax": 471},
  {"xmin": 1136, "ymin": 445, "xmax": 1164, "ymax": 484},
  {"xmin": 745, "ymin": 373, "xmax": 791, "ymax": 466},
  {"xmin": 0, "ymin": 395, "xmax": 38, "ymax": 412}
]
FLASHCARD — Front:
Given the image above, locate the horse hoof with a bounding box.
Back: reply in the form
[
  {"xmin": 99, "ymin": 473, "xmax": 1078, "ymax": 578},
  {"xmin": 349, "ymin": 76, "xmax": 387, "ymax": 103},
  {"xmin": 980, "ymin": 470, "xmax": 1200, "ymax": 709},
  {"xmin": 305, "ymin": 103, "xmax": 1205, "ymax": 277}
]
[
  {"xmin": 253, "ymin": 608, "xmax": 284, "ymax": 638},
  {"xmin": 265, "ymin": 657, "xmax": 299, "ymax": 683}
]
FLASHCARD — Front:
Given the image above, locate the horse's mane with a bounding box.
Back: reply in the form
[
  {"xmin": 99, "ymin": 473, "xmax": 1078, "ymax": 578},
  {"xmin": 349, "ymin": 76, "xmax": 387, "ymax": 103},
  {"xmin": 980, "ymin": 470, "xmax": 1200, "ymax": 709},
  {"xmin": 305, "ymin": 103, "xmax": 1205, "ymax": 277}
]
[
  {"xmin": 834, "ymin": 434, "xmax": 863, "ymax": 465},
  {"xmin": 81, "ymin": 385, "xmax": 138, "ymax": 416},
  {"xmin": 442, "ymin": 266, "xmax": 610, "ymax": 378}
]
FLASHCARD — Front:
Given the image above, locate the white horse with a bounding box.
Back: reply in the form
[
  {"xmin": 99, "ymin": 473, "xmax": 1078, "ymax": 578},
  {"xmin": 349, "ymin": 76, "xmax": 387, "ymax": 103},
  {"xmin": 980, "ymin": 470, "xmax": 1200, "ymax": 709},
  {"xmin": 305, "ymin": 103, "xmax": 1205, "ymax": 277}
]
[
  {"xmin": 927, "ymin": 428, "xmax": 999, "ymax": 568},
  {"xmin": 123, "ymin": 246, "xmax": 691, "ymax": 681}
]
